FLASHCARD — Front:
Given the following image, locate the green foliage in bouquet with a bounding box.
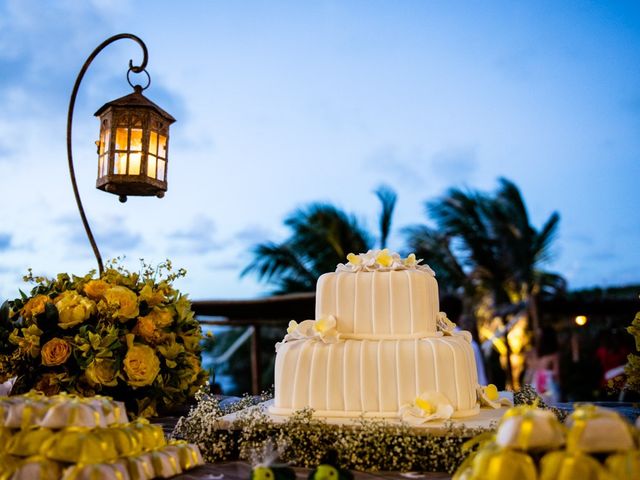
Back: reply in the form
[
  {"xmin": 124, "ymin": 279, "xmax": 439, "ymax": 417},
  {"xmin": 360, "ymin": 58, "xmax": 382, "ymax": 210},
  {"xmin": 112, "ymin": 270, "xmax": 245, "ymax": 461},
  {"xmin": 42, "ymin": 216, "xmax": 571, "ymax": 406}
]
[
  {"xmin": 625, "ymin": 309, "xmax": 640, "ymax": 392},
  {"xmin": 0, "ymin": 259, "xmax": 208, "ymax": 417}
]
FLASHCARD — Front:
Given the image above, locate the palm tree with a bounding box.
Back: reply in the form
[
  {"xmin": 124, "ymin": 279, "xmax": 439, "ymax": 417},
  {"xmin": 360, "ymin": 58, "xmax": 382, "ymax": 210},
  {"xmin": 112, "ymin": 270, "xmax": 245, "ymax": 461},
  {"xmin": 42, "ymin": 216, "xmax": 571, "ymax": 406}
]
[
  {"xmin": 243, "ymin": 186, "xmax": 397, "ymax": 294},
  {"xmin": 404, "ymin": 178, "xmax": 565, "ymax": 388},
  {"xmin": 406, "ymin": 178, "xmax": 564, "ymax": 304}
]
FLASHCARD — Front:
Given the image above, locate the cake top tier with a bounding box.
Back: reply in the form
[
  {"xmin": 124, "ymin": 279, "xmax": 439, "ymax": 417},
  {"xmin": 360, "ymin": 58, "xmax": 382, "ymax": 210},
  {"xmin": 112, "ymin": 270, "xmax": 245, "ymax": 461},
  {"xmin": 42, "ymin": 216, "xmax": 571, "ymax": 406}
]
[{"xmin": 336, "ymin": 249, "xmax": 435, "ymax": 275}]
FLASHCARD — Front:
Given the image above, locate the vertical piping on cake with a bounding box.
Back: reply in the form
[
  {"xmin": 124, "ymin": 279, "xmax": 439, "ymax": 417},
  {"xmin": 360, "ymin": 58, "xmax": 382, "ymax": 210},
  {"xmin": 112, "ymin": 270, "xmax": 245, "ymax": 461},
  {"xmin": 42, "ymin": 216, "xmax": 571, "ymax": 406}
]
[
  {"xmin": 377, "ymin": 341, "xmax": 383, "ymax": 411},
  {"xmin": 454, "ymin": 338, "xmax": 470, "ymax": 407},
  {"xmin": 395, "ymin": 340, "xmax": 401, "ymax": 411},
  {"xmin": 342, "ymin": 341, "xmax": 348, "ymax": 411},
  {"xmin": 273, "ymin": 341, "xmax": 284, "ymax": 406},
  {"xmin": 427, "ymin": 338, "xmax": 439, "ymax": 392},
  {"xmin": 445, "ymin": 340, "xmax": 460, "ymax": 408},
  {"xmin": 353, "ymin": 271, "xmax": 359, "ymax": 333},
  {"xmin": 389, "ymin": 272, "xmax": 394, "ymax": 335},
  {"xmin": 414, "ymin": 339, "xmax": 419, "ymax": 396},
  {"xmin": 359, "ymin": 340, "xmax": 366, "ymax": 411},
  {"xmin": 461, "ymin": 339, "xmax": 475, "ymax": 408},
  {"xmin": 325, "ymin": 343, "xmax": 333, "ymax": 410},
  {"xmin": 308, "ymin": 342, "xmax": 318, "ymax": 408},
  {"xmin": 371, "ymin": 272, "xmax": 376, "ymax": 334},
  {"xmin": 406, "ymin": 270, "xmax": 414, "ymax": 333},
  {"xmin": 291, "ymin": 342, "xmax": 307, "ymax": 407},
  {"xmin": 335, "ymin": 273, "xmax": 340, "ymax": 328}
]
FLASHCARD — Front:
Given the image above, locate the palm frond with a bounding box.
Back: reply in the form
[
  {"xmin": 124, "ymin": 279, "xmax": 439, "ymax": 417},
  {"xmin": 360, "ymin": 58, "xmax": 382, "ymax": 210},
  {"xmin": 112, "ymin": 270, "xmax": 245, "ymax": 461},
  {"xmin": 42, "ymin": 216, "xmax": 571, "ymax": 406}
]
[
  {"xmin": 375, "ymin": 185, "xmax": 397, "ymax": 249},
  {"xmin": 532, "ymin": 212, "xmax": 560, "ymax": 265}
]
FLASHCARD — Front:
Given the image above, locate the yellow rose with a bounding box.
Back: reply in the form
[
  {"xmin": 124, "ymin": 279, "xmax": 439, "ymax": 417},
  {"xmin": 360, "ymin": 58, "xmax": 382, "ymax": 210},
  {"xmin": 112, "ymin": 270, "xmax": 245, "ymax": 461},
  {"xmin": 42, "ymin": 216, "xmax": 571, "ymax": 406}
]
[
  {"xmin": 133, "ymin": 315, "xmax": 161, "ymax": 344},
  {"xmin": 104, "ymin": 286, "xmax": 139, "ymax": 321},
  {"xmin": 20, "ymin": 294, "xmax": 51, "ymax": 319},
  {"xmin": 123, "ymin": 344, "xmax": 160, "ymax": 387},
  {"xmin": 85, "ymin": 358, "xmax": 118, "ymax": 387},
  {"xmin": 84, "ymin": 279, "xmax": 110, "ymax": 300},
  {"xmin": 41, "ymin": 338, "xmax": 71, "ymax": 366},
  {"xmin": 139, "ymin": 284, "xmax": 166, "ymax": 307},
  {"xmin": 140, "ymin": 307, "xmax": 174, "ymax": 328},
  {"xmin": 55, "ymin": 290, "xmax": 96, "ymax": 329}
]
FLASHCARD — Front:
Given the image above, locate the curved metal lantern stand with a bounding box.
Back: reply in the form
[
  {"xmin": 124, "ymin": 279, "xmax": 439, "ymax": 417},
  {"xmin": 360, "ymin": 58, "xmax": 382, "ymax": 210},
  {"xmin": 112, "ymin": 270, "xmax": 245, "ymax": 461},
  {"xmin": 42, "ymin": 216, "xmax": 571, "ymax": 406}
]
[{"xmin": 66, "ymin": 34, "xmax": 148, "ymax": 276}]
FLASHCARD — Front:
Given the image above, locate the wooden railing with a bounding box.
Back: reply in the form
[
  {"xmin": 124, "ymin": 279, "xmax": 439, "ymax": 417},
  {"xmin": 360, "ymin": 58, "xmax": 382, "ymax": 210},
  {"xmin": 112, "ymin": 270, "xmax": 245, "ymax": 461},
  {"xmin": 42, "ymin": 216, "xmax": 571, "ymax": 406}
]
[{"xmin": 192, "ymin": 293, "xmax": 315, "ymax": 394}]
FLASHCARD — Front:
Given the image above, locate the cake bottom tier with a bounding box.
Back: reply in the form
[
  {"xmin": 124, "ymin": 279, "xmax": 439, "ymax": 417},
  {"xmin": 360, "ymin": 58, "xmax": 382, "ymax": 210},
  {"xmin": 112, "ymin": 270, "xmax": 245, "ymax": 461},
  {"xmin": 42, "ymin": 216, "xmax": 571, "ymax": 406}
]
[{"xmin": 271, "ymin": 336, "xmax": 479, "ymax": 418}]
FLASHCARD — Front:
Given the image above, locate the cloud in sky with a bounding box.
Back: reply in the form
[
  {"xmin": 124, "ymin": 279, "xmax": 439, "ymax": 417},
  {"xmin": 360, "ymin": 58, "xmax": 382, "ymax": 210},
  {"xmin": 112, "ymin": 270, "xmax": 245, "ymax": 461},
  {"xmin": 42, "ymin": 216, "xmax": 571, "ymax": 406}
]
[
  {"xmin": 0, "ymin": 234, "xmax": 11, "ymax": 251},
  {"xmin": 1, "ymin": 1, "xmax": 640, "ymax": 301},
  {"xmin": 430, "ymin": 147, "xmax": 478, "ymax": 185},
  {"xmin": 168, "ymin": 216, "xmax": 220, "ymax": 255}
]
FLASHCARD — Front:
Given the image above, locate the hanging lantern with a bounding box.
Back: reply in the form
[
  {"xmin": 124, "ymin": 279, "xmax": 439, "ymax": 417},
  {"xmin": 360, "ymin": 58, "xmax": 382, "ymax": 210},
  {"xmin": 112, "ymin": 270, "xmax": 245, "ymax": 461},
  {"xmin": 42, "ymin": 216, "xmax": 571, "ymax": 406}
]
[{"xmin": 94, "ymin": 81, "xmax": 175, "ymax": 203}]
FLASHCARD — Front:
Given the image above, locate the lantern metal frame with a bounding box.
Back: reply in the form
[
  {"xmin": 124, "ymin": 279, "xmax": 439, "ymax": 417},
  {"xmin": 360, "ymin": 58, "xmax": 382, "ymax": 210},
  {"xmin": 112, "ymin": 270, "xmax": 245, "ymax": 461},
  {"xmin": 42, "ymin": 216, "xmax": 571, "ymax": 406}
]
[
  {"xmin": 67, "ymin": 33, "xmax": 172, "ymax": 276},
  {"xmin": 94, "ymin": 81, "xmax": 175, "ymax": 202}
]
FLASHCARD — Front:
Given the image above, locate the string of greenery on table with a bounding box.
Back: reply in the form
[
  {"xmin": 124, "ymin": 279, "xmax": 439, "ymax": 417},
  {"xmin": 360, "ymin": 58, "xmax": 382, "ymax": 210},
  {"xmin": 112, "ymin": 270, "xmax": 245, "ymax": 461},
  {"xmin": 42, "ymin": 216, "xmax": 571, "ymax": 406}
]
[{"xmin": 171, "ymin": 386, "xmax": 557, "ymax": 474}]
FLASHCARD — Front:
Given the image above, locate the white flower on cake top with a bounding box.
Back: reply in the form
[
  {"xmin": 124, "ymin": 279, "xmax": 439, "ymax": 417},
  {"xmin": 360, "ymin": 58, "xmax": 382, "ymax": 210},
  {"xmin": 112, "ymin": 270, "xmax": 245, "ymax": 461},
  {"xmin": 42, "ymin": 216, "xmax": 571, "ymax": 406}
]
[{"xmin": 336, "ymin": 249, "xmax": 435, "ymax": 275}]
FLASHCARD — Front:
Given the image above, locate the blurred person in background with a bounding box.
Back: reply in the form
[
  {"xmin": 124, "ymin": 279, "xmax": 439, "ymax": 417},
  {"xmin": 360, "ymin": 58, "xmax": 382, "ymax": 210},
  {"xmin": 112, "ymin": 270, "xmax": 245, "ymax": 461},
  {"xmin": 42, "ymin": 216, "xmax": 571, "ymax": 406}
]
[{"xmin": 525, "ymin": 326, "xmax": 561, "ymax": 403}]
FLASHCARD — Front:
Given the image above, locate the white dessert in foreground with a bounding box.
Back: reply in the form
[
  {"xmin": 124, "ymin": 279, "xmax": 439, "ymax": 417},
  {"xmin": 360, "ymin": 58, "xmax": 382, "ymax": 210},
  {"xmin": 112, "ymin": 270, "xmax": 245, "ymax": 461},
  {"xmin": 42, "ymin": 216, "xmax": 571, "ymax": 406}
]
[{"xmin": 271, "ymin": 250, "xmax": 487, "ymax": 420}]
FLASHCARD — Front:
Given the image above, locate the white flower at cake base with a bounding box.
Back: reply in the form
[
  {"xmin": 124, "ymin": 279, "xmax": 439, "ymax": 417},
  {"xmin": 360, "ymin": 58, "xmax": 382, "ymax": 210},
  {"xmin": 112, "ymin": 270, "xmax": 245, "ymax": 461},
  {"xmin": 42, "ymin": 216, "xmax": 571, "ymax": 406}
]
[
  {"xmin": 477, "ymin": 384, "xmax": 512, "ymax": 409},
  {"xmin": 400, "ymin": 391, "xmax": 454, "ymax": 425}
]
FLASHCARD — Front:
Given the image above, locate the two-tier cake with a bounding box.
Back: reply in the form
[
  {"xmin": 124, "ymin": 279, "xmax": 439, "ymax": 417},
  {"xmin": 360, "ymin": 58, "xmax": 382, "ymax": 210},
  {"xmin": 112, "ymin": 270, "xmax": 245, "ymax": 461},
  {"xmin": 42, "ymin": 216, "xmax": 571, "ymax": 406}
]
[{"xmin": 270, "ymin": 250, "xmax": 488, "ymax": 420}]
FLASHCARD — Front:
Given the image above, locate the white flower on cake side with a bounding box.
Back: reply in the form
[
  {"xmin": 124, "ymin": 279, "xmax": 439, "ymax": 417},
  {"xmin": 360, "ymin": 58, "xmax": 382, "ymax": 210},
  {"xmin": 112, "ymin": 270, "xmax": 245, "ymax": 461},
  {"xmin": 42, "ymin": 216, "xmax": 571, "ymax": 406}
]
[
  {"xmin": 336, "ymin": 249, "xmax": 435, "ymax": 275},
  {"xmin": 400, "ymin": 391, "xmax": 455, "ymax": 425},
  {"xmin": 275, "ymin": 315, "xmax": 338, "ymax": 352},
  {"xmin": 476, "ymin": 384, "xmax": 512, "ymax": 409},
  {"xmin": 436, "ymin": 312, "xmax": 472, "ymax": 343}
]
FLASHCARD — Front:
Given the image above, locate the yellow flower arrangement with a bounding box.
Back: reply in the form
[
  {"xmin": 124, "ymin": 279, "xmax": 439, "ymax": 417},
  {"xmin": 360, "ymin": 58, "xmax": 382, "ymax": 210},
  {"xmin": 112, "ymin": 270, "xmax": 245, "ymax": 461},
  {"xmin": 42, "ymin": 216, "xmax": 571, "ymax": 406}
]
[{"xmin": 0, "ymin": 259, "xmax": 207, "ymax": 417}]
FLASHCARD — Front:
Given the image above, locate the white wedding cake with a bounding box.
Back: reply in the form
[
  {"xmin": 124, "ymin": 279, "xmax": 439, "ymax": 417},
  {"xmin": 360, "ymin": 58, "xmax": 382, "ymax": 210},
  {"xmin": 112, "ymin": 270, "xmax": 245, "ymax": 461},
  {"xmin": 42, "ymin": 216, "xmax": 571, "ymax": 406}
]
[{"xmin": 270, "ymin": 250, "xmax": 496, "ymax": 421}]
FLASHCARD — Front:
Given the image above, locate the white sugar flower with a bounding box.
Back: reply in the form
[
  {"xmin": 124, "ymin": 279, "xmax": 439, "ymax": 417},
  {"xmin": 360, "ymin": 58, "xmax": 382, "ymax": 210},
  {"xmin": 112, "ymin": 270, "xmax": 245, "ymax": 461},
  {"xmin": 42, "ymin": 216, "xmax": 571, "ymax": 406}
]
[
  {"xmin": 400, "ymin": 391, "xmax": 454, "ymax": 425},
  {"xmin": 477, "ymin": 384, "xmax": 512, "ymax": 409}
]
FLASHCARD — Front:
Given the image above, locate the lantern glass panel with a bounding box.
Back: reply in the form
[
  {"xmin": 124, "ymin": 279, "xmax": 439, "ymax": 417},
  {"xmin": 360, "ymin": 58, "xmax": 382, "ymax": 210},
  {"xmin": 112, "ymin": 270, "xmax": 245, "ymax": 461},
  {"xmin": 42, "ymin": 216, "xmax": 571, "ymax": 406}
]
[
  {"xmin": 99, "ymin": 130, "xmax": 106, "ymax": 155},
  {"xmin": 147, "ymin": 154, "xmax": 157, "ymax": 179},
  {"xmin": 115, "ymin": 152, "xmax": 127, "ymax": 175},
  {"xmin": 104, "ymin": 129, "xmax": 110, "ymax": 155},
  {"xmin": 158, "ymin": 159, "xmax": 166, "ymax": 181},
  {"xmin": 130, "ymin": 128, "xmax": 142, "ymax": 151},
  {"xmin": 149, "ymin": 131, "xmax": 158, "ymax": 155},
  {"xmin": 116, "ymin": 128, "xmax": 128, "ymax": 151},
  {"xmin": 158, "ymin": 134, "xmax": 167, "ymax": 159},
  {"xmin": 129, "ymin": 153, "xmax": 142, "ymax": 175}
]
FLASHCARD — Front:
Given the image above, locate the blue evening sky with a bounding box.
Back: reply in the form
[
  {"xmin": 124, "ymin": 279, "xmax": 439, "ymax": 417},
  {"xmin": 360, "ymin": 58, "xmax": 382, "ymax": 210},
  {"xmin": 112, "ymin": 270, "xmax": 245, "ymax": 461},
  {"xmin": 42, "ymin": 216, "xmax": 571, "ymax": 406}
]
[{"xmin": 0, "ymin": 0, "xmax": 639, "ymax": 300}]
